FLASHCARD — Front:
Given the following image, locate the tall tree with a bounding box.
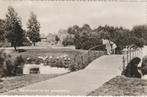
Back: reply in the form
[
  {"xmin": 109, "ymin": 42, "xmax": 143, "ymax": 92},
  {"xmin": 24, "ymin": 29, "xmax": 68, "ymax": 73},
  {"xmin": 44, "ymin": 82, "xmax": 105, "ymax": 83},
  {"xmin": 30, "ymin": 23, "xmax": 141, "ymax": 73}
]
[
  {"xmin": 5, "ymin": 6, "xmax": 24, "ymax": 51},
  {"xmin": 27, "ymin": 12, "xmax": 40, "ymax": 46},
  {"xmin": 67, "ymin": 25, "xmax": 80, "ymax": 35},
  {"xmin": 132, "ymin": 25, "xmax": 147, "ymax": 44},
  {"xmin": 0, "ymin": 19, "xmax": 5, "ymax": 42},
  {"xmin": 55, "ymin": 35, "xmax": 60, "ymax": 44}
]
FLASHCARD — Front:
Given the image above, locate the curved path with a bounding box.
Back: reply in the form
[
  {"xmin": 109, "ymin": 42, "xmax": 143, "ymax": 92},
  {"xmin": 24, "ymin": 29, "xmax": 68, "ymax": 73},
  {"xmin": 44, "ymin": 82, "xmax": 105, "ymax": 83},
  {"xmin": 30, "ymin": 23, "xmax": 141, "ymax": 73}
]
[
  {"xmin": 142, "ymin": 46, "xmax": 147, "ymax": 57},
  {"xmin": 3, "ymin": 55, "xmax": 123, "ymax": 95}
]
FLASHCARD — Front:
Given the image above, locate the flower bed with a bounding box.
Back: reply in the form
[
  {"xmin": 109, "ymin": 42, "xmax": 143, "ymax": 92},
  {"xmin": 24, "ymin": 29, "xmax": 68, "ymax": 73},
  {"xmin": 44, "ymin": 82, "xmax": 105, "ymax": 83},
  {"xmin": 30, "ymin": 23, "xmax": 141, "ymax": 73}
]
[
  {"xmin": 26, "ymin": 54, "xmax": 71, "ymax": 69},
  {"xmin": 24, "ymin": 50, "xmax": 106, "ymax": 72}
]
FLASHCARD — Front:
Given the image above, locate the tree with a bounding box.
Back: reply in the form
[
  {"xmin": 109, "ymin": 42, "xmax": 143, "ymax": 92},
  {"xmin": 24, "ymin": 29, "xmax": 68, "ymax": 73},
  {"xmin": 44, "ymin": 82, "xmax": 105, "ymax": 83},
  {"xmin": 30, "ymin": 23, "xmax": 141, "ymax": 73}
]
[
  {"xmin": 27, "ymin": 12, "xmax": 40, "ymax": 46},
  {"xmin": 5, "ymin": 6, "xmax": 24, "ymax": 51},
  {"xmin": 67, "ymin": 25, "xmax": 80, "ymax": 35},
  {"xmin": 132, "ymin": 25, "xmax": 147, "ymax": 45},
  {"xmin": 55, "ymin": 35, "xmax": 60, "ymax": 44},
  {"xmin": 73, "ymin": 24, "xmax": 102, "ymax": 49},
  {"xmin": 64, "ymin": 24, "xmax": 144, "ymax": 52},
  {"xmin": 62, "ymin": 35, "xmax": 74, "ymax": 46}
]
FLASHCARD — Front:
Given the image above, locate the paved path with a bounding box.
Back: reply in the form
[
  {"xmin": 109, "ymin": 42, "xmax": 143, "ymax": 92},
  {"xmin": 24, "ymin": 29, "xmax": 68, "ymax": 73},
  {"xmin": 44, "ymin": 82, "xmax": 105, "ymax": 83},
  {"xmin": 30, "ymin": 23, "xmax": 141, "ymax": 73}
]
[
  {"xmin": 142, "ymin": 46, "xmax": 147, "ymax": 57},
  {"xmin": 3, "ymin": 55, "xmax": 123, "ymax": 95}
]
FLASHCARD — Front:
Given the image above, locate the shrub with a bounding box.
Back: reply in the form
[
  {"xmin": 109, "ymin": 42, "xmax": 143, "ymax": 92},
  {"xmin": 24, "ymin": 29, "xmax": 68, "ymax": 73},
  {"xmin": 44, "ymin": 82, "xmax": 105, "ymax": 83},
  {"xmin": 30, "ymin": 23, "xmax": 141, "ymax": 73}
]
[
  {"xmin": 68, "ymin": 63, "xmax": 80, "ymax": 71},
  {"xmin": 141, "ymin": 56, "xmax": 147, "ymax": 75},
  {"xmin": 0, "ymin": 52, "xmax": 13, "ymax": 77},
  {"xmin": 0, "ymin": 52, "xmax": 25, "ymax": 77},
  {"xmin": 13, "ymin": 56, "xmax": 25, "ymax": 75},
  {"xmin": 122, "ymin": 57, "xmax": 141, "ymax": 78},
  {"xmin": 62, "ymin": 36, "xmax": 74, "ymax": 46},
  {"xmin": 68, "ymin": 63, "xmax": 77, "ymax": 71}
]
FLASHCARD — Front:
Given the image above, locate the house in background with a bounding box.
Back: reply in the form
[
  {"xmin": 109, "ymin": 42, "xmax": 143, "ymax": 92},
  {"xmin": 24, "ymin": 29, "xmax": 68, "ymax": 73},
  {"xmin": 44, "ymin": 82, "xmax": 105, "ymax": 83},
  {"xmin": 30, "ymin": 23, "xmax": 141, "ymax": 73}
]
[{"xmin": 36, "ymin": 35, "xmax": 48, "ymax": 46}]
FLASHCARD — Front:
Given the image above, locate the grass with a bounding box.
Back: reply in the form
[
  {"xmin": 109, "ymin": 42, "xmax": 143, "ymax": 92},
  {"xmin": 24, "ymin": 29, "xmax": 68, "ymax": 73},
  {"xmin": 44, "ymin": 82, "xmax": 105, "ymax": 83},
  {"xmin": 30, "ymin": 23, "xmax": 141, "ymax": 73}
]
[
  {"xmin": 0, "ymin": 47, "xmax": 106, "ymax": 93},
  {"xmin": 0, "ymin": 47, "xmax": 89, "ymax": 93},
  {"xmin": 0, "ymin": 74, "xmax": 67, "ymax": 93},
  {"xmin": 88, "ymin": 76, "xmax": 147, "ymax": 96}
]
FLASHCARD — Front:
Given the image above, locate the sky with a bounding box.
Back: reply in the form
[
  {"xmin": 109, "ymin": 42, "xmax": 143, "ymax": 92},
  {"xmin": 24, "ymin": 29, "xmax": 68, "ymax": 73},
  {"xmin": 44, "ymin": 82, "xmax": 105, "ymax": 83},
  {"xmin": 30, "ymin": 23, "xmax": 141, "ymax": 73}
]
[{"xmin": 0, "ymin": 0, "xmax": 146, "ymax": 35}]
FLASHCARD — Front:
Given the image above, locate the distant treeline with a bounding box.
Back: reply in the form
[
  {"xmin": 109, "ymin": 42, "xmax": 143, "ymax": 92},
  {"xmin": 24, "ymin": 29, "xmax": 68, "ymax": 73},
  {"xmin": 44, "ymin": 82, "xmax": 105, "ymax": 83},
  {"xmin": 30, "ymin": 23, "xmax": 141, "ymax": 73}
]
[{"xmin": 62, "ymin": 24, "xmax": 146, "ymax": 53}]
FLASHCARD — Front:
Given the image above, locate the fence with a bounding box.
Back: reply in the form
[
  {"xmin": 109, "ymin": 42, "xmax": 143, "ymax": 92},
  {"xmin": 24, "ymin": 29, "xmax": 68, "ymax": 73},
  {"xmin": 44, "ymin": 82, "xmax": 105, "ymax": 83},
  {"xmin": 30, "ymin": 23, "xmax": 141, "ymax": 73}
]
[
  {"xmin": 73, "ymin": 45, "xmax": 106, "ymax": 69},
  {"xmin": 122, "ymin": 45, "xmax": 143, "ymax": 72}
]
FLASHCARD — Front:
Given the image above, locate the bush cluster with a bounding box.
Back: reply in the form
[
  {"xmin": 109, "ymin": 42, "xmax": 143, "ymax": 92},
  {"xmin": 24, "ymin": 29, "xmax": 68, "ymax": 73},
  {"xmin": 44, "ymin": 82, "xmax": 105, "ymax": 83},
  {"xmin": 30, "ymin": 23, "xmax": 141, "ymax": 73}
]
[
  {"xmin": 0, "ymin": 51, "xmax": 25, "ymax": 77},
  {"xmin": 122, "ymin": 57, "xmax": 141, "ymax": 78},
  {"xmin": 62, "ymin": 36, "xmax": 74, "ymax": 46}
]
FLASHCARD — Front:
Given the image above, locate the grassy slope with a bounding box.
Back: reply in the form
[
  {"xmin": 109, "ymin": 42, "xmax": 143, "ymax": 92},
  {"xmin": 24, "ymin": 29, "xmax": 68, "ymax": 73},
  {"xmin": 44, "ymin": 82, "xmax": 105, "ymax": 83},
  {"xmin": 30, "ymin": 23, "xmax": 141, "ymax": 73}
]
[
  {"xmin": 88, "ymin": 76, "xmax": 146, "ymax": 96},
  {"xmin": 0, "ymin": 74, "xmax": 68, "ymax": 93},
  {"xmin": 0, "ymin": 48, "xmax": 86, "ymax": 93}
]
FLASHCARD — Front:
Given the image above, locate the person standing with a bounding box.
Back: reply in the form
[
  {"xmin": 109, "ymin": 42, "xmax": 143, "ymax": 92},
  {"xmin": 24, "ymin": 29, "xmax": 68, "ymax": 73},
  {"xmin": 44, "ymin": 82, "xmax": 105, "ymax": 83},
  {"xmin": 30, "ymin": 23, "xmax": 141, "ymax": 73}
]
[
  {"xmin": 102, "ymin": 39, "xmax": 111, "ymax": 55},
  {"xmin": 112, "ymin": 43, "xmax": 117, "ymax": 54}
]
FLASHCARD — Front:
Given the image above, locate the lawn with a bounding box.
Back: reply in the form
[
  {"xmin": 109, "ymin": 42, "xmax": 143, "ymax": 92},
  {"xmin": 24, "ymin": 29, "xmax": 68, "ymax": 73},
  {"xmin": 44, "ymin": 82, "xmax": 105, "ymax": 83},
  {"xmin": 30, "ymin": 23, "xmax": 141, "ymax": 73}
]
[
  {"xmin": 0, "ymin": 74, "xmax": 67, "ymax": 93},
  {"xmin": 0, "ymin": 47, "xmax": 87, "ymax": 93},
  {"xmin": 0, "ymin": 47, "xmax": 106, "ymax": 94},
  {"xmin": 88, "ymin": 76, "xmax": 147, "ymax": 96}
]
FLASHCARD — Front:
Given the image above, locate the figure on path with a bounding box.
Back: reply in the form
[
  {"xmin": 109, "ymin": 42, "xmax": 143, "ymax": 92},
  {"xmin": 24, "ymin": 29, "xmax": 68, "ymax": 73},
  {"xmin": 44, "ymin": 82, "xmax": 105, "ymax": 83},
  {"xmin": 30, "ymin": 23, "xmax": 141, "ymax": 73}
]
[
  {"xmin": 102, "ymin": 39, "xmax": 117, "ymax": 55},
  {"xmin": 102, "ymin": 39, "xmax": 111, "ymax": 55},
  {"xmin": 111, "ymin": 42, "xmax": 117, "ymax": 54}
]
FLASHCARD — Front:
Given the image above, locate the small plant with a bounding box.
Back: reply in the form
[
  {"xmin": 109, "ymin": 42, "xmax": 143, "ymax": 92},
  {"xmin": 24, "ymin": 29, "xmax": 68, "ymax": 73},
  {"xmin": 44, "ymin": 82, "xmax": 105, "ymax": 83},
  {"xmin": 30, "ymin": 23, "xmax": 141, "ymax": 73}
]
[{"xmin": 68, "ymin": 63, "xmax": 78, "ymax": 71}]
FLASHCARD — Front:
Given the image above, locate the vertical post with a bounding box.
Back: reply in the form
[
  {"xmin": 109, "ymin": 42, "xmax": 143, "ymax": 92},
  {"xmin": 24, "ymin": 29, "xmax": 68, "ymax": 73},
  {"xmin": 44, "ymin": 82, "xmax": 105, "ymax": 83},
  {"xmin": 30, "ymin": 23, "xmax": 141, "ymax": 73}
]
[
  {"xmin": 122, "ymin": 56, "xmax": 125, "ymax": 72},
  {"xmin": 74, "ymin": 54, "xmax": 77, "ymax": 64},
  {"xmin": 133, "ymin": 49, "xmax": 134, "ymax": 58},
  {"xmin": 137, "ymin": 49, "xmax": 138, "ymax": 57},
  {"xmin": 136, "ymin": 49, "xmax": 137, "ymax": 57},
  {"xmin": 126, "ymin": 48, "xmax": 128, "ymax": 65},
  {"xmin": 81, "ymin": 56, "xmax": 83, "ymax": 65},
  {"xmin": 88, "ymin": 51, "xmax": 90, "ymax": 63},
  {"xmin": 94, "ymin": 51, "xmax": 96, "ymax": 60},
  {"xmin": 130, "ymin": 48, "xmax": 131, "ymax": 61}
]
